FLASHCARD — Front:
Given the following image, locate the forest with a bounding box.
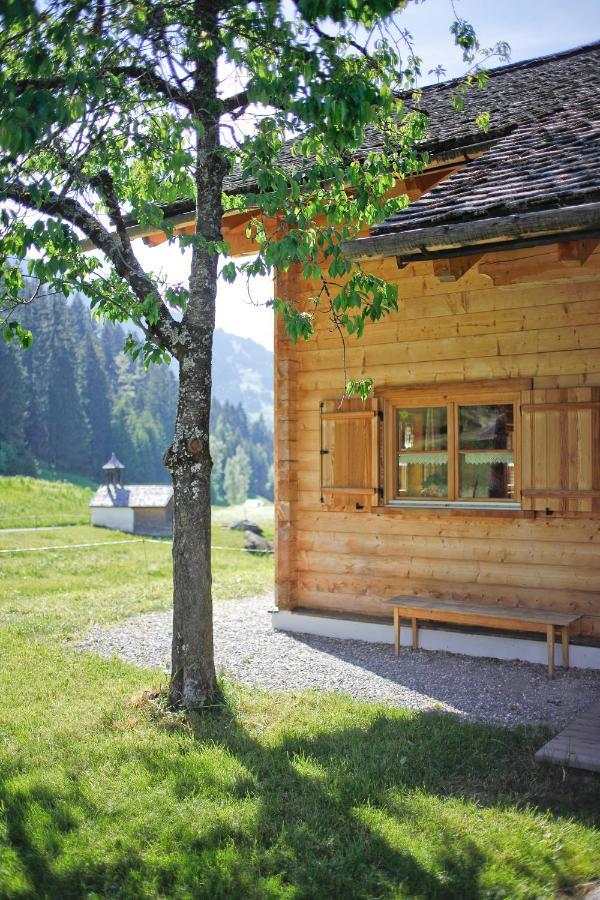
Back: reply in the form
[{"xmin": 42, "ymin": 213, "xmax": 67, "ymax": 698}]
[{"xmin": 0, "ymin": 293, "xmax": 273, "ymax": 502}]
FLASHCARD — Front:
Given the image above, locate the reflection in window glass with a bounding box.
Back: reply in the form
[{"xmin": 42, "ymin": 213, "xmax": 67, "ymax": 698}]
[
  {"xmin": 458, "ymin": 404, "xmax": 514, "ymax": 499},
  {"xmin": 397, "ymin": 407, "xmax": 448, "ymax": 499}
]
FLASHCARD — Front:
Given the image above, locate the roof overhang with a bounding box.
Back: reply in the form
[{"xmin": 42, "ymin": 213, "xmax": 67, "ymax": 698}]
[
  {"xmin": 341, "ymin": 202, "xmax": 600, "ymax": 263},
  {"xmin": 79, "ymin": 143, "xmax": 491, "ymax": 253}
]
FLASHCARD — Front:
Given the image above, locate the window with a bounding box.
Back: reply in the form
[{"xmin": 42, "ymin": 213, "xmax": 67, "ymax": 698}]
[
  {"xmin": 396, "ymin": 406, "xmax": 448, "ymax": 498},
  {"xmin": 457, "ymin": 404, "xmax": 515, "ymax": 500},
  {"xmin": 385, "ymin": 386, "xmax": 521, "ymax": 506}
]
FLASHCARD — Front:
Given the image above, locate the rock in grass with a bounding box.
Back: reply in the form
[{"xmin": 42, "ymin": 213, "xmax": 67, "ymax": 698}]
[
  {"xmin": 229, "ymin": 519, "xmax": 264, "ymax": 537},
  {"xmin": 244, "ymin": 530, "xmax": 272, "ymax": 553}
]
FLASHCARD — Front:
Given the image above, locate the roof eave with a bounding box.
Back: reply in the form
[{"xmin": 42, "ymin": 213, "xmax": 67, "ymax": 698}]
[
  {"xmin": 341, "ymin": 202, "xmax": 600, "ymax": 262},
  {"xmin": 79, "ymin": 142, "xmax": 493, "ymax": 253}
]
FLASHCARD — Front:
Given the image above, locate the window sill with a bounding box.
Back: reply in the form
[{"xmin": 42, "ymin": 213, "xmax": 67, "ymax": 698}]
[{"xmin": 387, "ymin": 500, "xmax": 521, "ymax": 511}]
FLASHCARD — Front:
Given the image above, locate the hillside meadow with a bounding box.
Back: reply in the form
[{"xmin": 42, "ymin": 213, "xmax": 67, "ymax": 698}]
[
  {"xmin": 0, "ymin": 475, "xmax": 94, "ymax": 528},
  {"xmin": 0, "ymin": 478, "xmax": 599, "ymax": 898}
]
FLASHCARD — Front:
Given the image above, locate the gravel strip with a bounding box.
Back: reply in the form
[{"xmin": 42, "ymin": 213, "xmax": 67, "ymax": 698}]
[{"xmin": 76, "ymin": 594, "xmax": 600, "ymax": 728}]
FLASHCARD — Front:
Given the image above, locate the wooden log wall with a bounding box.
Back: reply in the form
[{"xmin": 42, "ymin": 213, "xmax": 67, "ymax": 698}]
[
  {"xmin": 274, "ymin": 266, "xmax": 300, "ymax": 610},
  {"xmin": 274, "ymin": 240, "xmax": 600, "ymax": 638}
]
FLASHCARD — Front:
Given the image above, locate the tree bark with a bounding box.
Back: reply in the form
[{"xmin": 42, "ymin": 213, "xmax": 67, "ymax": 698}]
[
  {"xmin": 169, "ymin": 342, "xmax": 216, "ymax": 707},
  {"xmin": 168, "ymin": 0, "xmax": 225, "ymax": 708}
]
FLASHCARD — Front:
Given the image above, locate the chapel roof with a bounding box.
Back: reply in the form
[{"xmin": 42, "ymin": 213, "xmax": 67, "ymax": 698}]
[{"xmin": 89, "ymin": 485, "xmax": 173, "ymax": 509}]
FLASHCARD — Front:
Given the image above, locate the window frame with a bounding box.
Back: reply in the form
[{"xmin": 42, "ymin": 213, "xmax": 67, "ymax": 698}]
[{"xmin": 380, "ymin": 382, "xmax": 526, "ymax": 509}]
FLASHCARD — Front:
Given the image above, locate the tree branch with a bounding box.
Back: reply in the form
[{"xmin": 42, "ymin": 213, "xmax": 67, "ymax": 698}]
[
  {"xmin": 5, "ymin": 64, "xmax": 193, "ymax": 111},
  {"xmin": 2, "ymin": 182, "xmax": 180, "ymax": 352},
  {"xmin": 220, "ymin": 90, "xmax": 249, "ymax": 115}
]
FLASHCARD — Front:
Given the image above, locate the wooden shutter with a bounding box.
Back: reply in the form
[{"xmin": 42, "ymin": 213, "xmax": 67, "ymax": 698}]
[
  {"xmin": 521, "ymin": 387, "xmax": 600, "ymax": 514},
  {"xmin": 320, "ymin": 397, "xmax": 382, "ymax": 510}
]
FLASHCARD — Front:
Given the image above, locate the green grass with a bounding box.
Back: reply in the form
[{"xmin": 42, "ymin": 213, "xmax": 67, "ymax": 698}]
[
  {"xmin": 0, "ymin": 524, "xmax": 273, "ymax": 638},
  {"xmin": 0, "ymin": 476, "xmax": 93, "ymax": 528},
  {"xmin": 1, "ymin": 634, "xmax": 599, "ymax": 899},
  {"xmin": 36, "ymin": 467, "xmax": 98, "ymax": 491},
  {"xmin": 0, "ymin": 481, "xmax": 598, "ymax": 897}
]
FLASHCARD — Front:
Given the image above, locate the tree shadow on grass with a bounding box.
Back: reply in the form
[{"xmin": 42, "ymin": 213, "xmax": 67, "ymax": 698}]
[
  {"xmin": 1, "ymin": 702, "xmax": 598, "ymax": 899},
  {"xmin": 0, "ymin": 767, "xmax": 153, "ymax": 899},
  {"xmin": 150, "ymin": 701, "xmax": 599, "ymax": 898}
]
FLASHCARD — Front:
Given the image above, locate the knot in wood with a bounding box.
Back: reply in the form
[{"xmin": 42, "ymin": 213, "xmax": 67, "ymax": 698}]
[
  {"xmin": 188, "ymin": 436, "xmax": 202, "ymax": 458},
  {"xmin": 163, "ymin": 446, "xmax": 175, "ymax": 471}
]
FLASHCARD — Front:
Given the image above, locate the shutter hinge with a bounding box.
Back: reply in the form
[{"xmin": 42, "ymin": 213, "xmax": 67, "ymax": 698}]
[
  {"xmin": 378, "ymin": 487, "xmax": 384, "ymax": 499},
  {"xmin": 320, "ymin": 449, "xmax": 329, "ymax": 455},
  {"xmin": 377, "ymin": 410, "xmax": 384, "ymax": 421}
]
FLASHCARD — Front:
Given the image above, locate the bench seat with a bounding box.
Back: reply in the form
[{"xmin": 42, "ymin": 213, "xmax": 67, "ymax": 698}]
[{"xmin": 381, "ymin": 597, "xmax": 583, "ymax": 677}]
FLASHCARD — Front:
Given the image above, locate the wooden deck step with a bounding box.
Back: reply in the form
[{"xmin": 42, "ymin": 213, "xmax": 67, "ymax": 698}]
[{"xmin": 535, "ymin": 702, "xmax": 600, "ymax": 772}]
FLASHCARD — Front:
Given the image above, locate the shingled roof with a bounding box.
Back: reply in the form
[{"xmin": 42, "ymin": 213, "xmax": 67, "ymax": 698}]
[
  {"xmin": 89, "ymin": 485, "xmax": 173, "ymax": 509},
  {"xmin": 343, "ymin": 41, "xmax": 600, "ymax": 261},
  {"xmin": 124, "ymin": 41, "xmax": 600, "ymax": 253}
]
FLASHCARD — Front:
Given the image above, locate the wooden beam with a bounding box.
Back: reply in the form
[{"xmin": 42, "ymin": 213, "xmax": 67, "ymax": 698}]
[
  {"xmin": 432, "ymin": 254, "xmax": 482, "ymax": 282},
  {"xmin": 342, "ymin": 203, "xmax": 600, "ymax": 261},
  {"xmin": 547, "ymin": 623, "xmax": 555, "ymax": 679},
  {"xmin": 522, "ymin": 489, "xmax": 600, "ymax": 499},
  {"xmin": 558, "ymin": 238, "xmax": 599, "ymax": 266}
]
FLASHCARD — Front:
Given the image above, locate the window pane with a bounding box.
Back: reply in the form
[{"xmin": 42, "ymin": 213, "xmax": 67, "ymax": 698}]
[
  {"xmin": 459, "ymin": 404, "xmax": 513, "ymax": 451},
  {"xmin": 458, "ymin": 404, "xmax": 515, "ymax": 499},
  {"xmin": 396, "ymin": 407, "xmax": 448, "ymax": 499}
]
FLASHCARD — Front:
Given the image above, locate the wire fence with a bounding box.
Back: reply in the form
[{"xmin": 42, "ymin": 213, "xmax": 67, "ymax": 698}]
[{"xmin": 0, "ymin": 538, "xmax": 274, "ymax": 556}]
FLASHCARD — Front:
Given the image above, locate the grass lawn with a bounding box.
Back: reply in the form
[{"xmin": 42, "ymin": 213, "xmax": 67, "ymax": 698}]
[
  {"xmin": 0, "ymin": 484, "xmax": 599, "ymax": 897},
  {"xmin": 0, "ymin": 476, "xmax": 94, "ymax": 528},
  {"xmin": 0, "ymin": 522, "xmax": 274, "ymax": 637}
]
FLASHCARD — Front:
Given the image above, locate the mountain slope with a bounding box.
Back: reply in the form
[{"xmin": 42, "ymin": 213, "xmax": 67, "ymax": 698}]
[{"xmin": 212, "ymin": 329, "xmax": 273, "ymax": 421}]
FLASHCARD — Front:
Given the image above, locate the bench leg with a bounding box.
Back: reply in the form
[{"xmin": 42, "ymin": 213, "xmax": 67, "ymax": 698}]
[
  {"xmin": 561, "ymin": 627, "xmax": 570, "ymax": 670},
  {"xmin": 412, "ymin": 617, "xmax": 418, "ymax": 650},
  {"xmin": 547, "ymin": 624, "xmax": 555, "ymax": 679},
  {"xmin": 394, "ymin": 608, "xmax": 400, "ymax": 656}
]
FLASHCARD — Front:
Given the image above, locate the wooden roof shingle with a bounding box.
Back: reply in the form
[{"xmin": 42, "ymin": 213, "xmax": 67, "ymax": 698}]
[{"xmin": 343, "ymin": 41, "xmax": 600, "ymax": 259}]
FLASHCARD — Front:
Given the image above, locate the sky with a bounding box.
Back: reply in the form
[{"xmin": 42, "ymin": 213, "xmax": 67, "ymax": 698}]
[{"xmin": 137, "ymin": 0, "xmax": 600, "ymax": 351}]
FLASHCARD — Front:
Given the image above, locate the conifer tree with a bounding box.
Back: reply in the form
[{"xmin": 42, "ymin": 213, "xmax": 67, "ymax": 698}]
[
  {"xmin": 224, "ymin": 446, "xmax": 251, "ymax": 506},
  {"xmin": 69, "ymin": 299, "xmax": 112, "ymax": 473},
  {"xmin": 0, "ymin": 334, "xmax": 35, "ymax": 474},
  {"xmin": 46, "ymin": 297, "xmax": 91, "ymax": 473},
  {"xmin": 19, "ymin": 294, "xmax": 53, "ymax": 463}
]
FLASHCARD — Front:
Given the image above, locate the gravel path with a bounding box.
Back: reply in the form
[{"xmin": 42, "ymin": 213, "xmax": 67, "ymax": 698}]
[{"xmin": 76, "ymin": 594, "xmax": 600, "ymax": 728}]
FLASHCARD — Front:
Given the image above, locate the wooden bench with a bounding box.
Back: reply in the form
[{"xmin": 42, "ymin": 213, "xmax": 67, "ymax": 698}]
[{"xmin": 381, "ymin": 597, "xmax": 583, "ymax": 678}]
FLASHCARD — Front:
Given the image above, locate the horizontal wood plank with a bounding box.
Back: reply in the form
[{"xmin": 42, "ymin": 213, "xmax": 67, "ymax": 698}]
[
  {"xmin": 275, "ymin": 239, "xmax": 600, "ymax": 632},
  {"xmin": 535, "ymin": 702, "xmax": 600, "ymax": 772}
]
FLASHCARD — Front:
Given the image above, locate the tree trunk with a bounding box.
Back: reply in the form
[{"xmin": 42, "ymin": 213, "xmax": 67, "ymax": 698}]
[
  {"xmin": 169, "ymin": 343, "xmax": 216, "ymax": 707},
  {"xmin": 168, "ymin": 3, "xmax": 225, "ymax": 708}
]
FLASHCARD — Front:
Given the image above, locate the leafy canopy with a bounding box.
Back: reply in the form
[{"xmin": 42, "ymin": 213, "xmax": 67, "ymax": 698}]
[{"xmin": 0, "ymin": 0, "xmax": 503, "ymax": 395}]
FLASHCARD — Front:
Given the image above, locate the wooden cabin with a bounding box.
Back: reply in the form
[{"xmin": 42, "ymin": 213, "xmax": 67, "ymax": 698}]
[
  {"xmin": 270, "ymin": 42, "xmax": 600, "ymax": 669},
  {"xmin": 138, "ymin": 42, "xmax": 600, "ymax": 668}
]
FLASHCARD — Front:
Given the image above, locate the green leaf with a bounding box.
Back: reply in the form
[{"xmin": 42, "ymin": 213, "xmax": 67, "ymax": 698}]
[
  {"xmin": 475, "ymin": 111, "xmax": 491, "ymax": 133},
  {"xmin": 2, "ymin": 321, "xmax": 33, "ymax": 348},
  {"xmin": 346, "ymin": 378, "xmax": 374, "ymax": 402},
  {"xmin": 222, "ymin": 262, "xmax": 237, "ymax": 284}
]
